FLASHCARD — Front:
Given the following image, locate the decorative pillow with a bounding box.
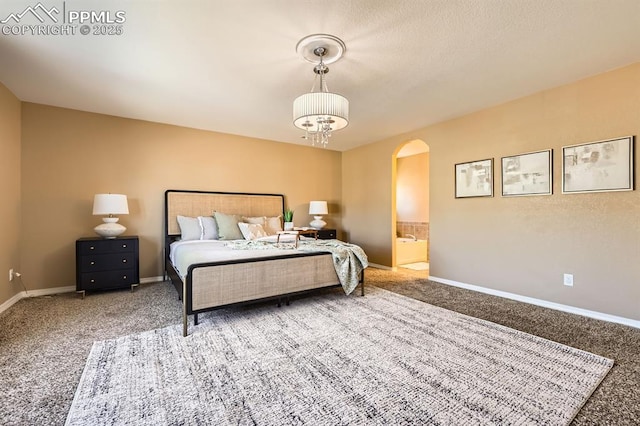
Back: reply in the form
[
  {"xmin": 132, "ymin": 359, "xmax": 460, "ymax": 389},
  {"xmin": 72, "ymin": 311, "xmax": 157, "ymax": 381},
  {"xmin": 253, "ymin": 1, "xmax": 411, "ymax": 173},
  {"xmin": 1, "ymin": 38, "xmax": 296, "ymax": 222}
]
[
  {"xmin": 198, "ymin": 216, "xmax": 218, "ymax": 240},
  {"xmin": 238, "ymin": 222, "xmax": 268, "ymax": 240},
  {"xmin": 242, "ymin": 216, "xmax": 267, "ymax": 226},
  {"xmin": 213, "ymin": 211, "xmax": 244, "ymax": 240},
  {"xmin": 176, "ymin": 215, "xmax": 201, "ymax": 241},
  {"xmin": 264, "ymin": 215, "xmax": 283, "ymax": 235}
]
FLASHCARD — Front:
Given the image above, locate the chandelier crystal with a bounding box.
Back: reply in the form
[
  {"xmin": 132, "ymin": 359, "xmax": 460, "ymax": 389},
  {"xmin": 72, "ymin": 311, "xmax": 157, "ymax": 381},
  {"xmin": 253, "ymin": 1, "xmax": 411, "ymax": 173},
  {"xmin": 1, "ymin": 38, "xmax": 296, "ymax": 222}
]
[{"xmin": 293, "ymin": 35, "xmax": 349, "ymax": 148}]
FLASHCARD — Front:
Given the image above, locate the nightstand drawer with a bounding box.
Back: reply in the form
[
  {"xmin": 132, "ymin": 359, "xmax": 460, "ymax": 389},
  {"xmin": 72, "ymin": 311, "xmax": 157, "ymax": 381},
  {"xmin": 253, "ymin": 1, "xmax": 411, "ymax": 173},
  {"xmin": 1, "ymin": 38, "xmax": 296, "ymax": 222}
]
[
  {"xmin": 78, "ymin": 239, "xmax": 135, "ymax": 255},
  {"xmin": 79, "ymin": 253, "xmax": 136, "ymax": 272},
  {"xmin": 80, "ymin": 269, "xmax": 137, "ymax": 289},
  {"xmin": 317, "ymin": 229, "xmax": 337, "ymax": 239}
]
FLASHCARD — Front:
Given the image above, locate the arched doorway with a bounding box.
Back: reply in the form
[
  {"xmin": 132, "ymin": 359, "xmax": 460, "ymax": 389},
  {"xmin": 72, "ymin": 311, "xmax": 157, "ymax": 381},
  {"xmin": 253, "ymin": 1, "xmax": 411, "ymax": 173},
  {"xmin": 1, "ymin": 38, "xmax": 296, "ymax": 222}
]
[{"xmin": 393, "ymin": 139, "xmax": 430, "ymax": 275}]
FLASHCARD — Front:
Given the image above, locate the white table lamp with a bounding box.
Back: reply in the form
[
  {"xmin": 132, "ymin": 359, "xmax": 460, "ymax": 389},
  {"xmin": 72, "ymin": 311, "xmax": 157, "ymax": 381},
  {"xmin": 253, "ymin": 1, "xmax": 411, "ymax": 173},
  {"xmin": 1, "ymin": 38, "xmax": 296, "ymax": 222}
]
[
  {"xmin": 93, "ymin": 194, "xmax": 129, "ymax": 238},
  {"xmin": 309, "ymin": 201, "xmax": 328, "ymax": 229}
]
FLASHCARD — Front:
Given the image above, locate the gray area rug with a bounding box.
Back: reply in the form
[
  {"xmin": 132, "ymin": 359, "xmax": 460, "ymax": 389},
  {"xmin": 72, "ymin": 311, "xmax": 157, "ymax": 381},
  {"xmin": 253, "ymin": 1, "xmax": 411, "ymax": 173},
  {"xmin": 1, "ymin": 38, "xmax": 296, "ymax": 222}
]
[{"xmin": 66, "ymin": 286, "xmax": 613, "ymax": 425}]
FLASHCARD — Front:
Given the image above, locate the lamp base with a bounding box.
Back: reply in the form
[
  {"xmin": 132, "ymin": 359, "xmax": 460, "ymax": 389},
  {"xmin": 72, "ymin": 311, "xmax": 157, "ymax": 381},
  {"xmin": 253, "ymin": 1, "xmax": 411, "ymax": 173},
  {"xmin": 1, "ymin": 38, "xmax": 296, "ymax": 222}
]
[
  {"xmin": 94, "ymin": 217, "xmax": 126, "ymax": 239},
  {"xmin": 310, "ymin": 216, "xmax": 326, "ymax": 230}
]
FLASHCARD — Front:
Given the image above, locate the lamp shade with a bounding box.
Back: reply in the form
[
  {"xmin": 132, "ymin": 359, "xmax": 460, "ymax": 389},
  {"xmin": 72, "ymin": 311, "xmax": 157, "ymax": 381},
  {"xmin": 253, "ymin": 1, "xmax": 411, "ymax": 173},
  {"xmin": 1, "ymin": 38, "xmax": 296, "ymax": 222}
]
[
  {"xmin": 293, "ymin": 92, "xmax": 349, "ymax": 132},
  {"xmin": 93, "ymin": 194, "xmax": 129, "ymax": 215},
  {"xmin": 309, "ymin": 201, "xmax": 328, "ymax": 215}
]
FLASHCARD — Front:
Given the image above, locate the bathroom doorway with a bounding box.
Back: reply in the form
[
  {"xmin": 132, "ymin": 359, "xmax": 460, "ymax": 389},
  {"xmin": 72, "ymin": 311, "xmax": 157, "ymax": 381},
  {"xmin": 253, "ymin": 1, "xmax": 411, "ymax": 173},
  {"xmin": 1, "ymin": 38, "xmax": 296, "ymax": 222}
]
[{"xmin": 393, "ymin": 140, "xmax": 429, "ymax": 275}]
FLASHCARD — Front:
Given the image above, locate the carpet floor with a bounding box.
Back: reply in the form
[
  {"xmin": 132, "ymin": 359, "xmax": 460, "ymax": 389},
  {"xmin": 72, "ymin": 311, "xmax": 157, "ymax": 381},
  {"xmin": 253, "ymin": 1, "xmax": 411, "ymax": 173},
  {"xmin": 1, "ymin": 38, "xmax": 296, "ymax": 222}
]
[{"xmin": 0, "ymin": 268, "xmax": 638, "ymax": 425}]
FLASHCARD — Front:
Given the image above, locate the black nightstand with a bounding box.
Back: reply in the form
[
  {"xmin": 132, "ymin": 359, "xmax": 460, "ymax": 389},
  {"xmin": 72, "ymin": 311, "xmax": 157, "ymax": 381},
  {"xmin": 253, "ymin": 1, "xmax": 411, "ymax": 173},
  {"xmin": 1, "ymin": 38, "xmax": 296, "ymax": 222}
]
[
  {"xmin": 316, "ymin": 228, "xmax": 337, "ymax": 239},
  {"xmin": 76, "ymin": 236, "xmax": 139, "ymax": 297}
]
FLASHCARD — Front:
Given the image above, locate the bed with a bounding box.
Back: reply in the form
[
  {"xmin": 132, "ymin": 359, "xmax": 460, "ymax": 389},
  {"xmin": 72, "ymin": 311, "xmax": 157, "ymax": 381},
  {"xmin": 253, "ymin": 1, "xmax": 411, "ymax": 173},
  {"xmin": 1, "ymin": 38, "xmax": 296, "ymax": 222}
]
[{"xmin": 164, "ymin": 190, "xmax": 367, "ymax": 336}]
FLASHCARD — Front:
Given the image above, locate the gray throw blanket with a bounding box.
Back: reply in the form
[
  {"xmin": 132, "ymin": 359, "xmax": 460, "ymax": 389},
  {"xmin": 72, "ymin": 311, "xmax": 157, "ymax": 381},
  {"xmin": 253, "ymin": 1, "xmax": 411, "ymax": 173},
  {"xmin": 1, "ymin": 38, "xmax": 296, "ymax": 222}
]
[{"xmin": 225, "ymin": 239, "xmax": 368, "ymax": 295}]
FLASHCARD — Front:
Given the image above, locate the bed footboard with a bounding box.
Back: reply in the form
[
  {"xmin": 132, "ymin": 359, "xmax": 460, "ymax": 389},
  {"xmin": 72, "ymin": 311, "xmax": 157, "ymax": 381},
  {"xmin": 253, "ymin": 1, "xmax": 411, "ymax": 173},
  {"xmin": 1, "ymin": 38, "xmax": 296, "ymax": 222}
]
[{"xmin": 181, "ymin": 252, "xmax": 363, "ymax": 336}]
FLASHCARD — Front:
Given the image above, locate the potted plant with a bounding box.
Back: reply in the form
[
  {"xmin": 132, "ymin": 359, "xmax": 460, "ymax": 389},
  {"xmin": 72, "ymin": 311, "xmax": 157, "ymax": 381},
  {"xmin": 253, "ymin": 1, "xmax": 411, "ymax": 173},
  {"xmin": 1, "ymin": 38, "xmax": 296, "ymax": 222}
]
[{"xmin": 283, "ymin": 209, "xmax": 294, "ymax": 230}]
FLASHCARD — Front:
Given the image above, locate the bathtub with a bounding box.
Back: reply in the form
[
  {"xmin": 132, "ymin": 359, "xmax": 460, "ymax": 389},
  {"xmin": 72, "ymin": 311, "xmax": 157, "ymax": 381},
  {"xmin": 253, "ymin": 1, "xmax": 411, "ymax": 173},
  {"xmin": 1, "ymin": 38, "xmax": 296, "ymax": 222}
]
[{"xmin": 396, "ymin": 237, "xmax": 428, "ymax": 264}]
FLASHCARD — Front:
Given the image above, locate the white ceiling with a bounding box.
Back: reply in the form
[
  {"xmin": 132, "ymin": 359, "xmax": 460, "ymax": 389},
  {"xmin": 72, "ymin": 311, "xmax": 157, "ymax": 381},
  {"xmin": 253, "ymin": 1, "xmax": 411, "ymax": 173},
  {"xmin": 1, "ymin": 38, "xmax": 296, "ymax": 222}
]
[{"xmin": 1, "ymin": 0, "xmax": 640, "ymax": 151}]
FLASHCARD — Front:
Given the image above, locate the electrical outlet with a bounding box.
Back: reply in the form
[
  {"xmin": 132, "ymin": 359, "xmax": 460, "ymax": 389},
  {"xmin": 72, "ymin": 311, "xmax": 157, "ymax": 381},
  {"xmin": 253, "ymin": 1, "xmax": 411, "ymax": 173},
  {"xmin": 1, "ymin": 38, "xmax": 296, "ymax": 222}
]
[
  {"xmin": 9, "ymin": 269, "xmax": 14, "ymax": 282},
  {"xmin": 563, "ymin": 273, "xmax": 573, "ymax": 287}
]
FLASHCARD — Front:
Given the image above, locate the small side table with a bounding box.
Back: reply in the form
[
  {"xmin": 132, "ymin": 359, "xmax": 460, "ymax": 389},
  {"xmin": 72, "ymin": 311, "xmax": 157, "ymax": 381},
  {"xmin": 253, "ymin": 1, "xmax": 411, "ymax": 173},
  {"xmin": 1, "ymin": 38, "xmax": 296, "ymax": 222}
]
[
  {"xmin": 294, "ymin": 228, "xmax": 319, "ymax": 239},
  {"xmin": 276, "ymin": 229, "xmax": 318, "ymax": 248}
]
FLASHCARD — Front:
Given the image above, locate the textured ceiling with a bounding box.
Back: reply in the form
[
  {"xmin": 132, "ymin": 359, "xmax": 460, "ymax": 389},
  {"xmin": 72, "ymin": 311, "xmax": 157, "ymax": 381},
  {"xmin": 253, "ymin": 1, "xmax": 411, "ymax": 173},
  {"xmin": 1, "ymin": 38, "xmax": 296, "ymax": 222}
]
[{"xmin": 1, "ymin": 0, "xmax": 640, "ymax": 151}]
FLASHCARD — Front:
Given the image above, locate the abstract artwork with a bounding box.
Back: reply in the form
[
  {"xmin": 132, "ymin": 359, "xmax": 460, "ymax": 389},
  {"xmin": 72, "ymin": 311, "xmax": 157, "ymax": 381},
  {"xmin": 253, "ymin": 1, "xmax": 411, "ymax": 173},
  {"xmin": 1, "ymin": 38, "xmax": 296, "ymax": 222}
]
[
  {"xmin": 501, "ymin": 150, "xmax": 552, "ymax": 196},
  {"xmin": 562, "ymin": 136, "xmax": 634, "ymax": 193},
  {"xmin": 455, "ymin": 158, "xmax": 493, "ymax": 198}
]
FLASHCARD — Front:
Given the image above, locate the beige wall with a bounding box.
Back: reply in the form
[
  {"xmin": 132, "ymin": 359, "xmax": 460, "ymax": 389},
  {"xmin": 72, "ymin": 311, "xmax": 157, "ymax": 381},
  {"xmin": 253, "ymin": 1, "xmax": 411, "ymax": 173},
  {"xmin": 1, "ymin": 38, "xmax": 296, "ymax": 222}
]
[
  {"xmin": 0, "ymin": 83, "xmax": 21, "ymax": 304},
  {"xmin": 396, "ymin": 152, "xmax": 429, "ymax": 223},
  {"xmin": 20, "ymin": 104, "xmax": 342, "ymax": 291},
  {"xmin": 6, "ymin": 63, "xmax": 640, "ymax": 321},
  {"xmin": 343, "ymin": 62, "xmax": 640, "ymax": 320}
]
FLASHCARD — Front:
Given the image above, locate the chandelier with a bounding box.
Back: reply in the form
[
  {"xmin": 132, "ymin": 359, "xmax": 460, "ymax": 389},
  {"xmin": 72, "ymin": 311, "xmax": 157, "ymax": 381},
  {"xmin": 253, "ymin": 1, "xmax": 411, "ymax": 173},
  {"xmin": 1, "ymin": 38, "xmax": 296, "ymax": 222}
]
[{"xmin": 293, "ymin": 34, "xmax": 349, "ymax": 148}]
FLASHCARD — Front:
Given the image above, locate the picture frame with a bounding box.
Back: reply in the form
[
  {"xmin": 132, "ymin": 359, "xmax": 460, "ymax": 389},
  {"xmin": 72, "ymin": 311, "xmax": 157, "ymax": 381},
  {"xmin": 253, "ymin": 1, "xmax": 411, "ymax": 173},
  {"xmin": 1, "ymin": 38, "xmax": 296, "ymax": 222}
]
[
  {"xmin": 455, "ymin": 158, "xmax": 493, "ymax": 198},
  {"xmin": 501, "ymin": 149, "xmax": 552, "ymax": 197},
  {"xmin": 562, "ymin": 136, "xmax": 634, "ymax": 194}
]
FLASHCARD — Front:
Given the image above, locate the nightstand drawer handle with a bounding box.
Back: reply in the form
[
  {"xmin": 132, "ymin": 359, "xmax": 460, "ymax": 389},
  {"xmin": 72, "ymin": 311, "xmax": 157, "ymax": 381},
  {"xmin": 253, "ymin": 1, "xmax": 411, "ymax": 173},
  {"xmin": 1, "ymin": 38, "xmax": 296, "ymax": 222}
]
[
  {"xmin": 90, "ymin": 261, "xmax": 95, "ymax": 265},
  {"xmin": 90, "ymin": 279, "xmax": 95, "ymax": 283},
  {"xmin": 122, "ymin": 244, "xmax": 127, "ymax": 248},
  {"xmin": 123, "ymin": 275, "xmax": 127, "ymax": 279},
  {"xmin": 89, "ymin": 246, "xmax": 95, "ymax": 250},
  {"xmin": 122, "ymin": 259, "xmax": 127, "ymax": 263}
]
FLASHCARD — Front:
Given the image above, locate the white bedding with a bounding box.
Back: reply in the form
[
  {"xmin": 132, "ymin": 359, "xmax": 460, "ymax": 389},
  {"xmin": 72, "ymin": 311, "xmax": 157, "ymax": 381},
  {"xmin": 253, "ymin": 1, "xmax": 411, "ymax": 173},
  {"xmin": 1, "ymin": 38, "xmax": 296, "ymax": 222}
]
[
  {"xmin": 170, "ymin": 236, "xmax": 368, "ymax": 295},
  {"xmin": 169, "ymin": 236, "xmax": 300, "ymax": 279}
]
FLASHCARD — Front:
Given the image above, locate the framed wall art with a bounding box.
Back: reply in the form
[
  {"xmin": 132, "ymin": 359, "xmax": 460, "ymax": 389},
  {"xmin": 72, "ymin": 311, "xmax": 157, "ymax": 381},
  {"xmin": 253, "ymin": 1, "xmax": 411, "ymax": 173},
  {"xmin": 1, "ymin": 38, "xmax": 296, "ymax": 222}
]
[
  {"xmin": 562, "ymin": 136, "xmax": 634, "ymax": 194},
  {"xmin": 501, "ymin": 149, "xmax": 552, "ymax": 196},
  {"xmin": 455, "ymin": 158, "xmax": 493, "ymax": 198}
]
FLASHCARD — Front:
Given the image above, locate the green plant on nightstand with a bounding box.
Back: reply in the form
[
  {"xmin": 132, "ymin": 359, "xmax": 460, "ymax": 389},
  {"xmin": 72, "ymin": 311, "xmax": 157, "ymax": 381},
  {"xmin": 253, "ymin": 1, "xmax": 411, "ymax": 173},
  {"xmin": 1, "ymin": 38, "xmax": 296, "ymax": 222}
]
[
  {"xmin": 284, "ymin": 209, "xmax": 294, "ymax": 222},
  {"xmin": 284, "ymin": 209, "xmax": 294, "ymax": 230}
]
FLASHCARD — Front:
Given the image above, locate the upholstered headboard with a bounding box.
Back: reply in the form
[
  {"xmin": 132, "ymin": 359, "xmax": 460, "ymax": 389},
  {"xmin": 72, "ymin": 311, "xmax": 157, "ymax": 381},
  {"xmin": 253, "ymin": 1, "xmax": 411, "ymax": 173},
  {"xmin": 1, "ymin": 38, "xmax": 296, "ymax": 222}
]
[{"xmin": 164, "ymin": 190, "xmax": 285, "ymax": 237}]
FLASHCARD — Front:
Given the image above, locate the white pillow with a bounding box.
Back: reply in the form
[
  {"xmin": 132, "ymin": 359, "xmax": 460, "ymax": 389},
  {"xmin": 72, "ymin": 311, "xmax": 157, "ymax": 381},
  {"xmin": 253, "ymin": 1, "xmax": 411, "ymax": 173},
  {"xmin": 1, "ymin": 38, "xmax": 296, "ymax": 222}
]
[
  {"xmin": 198, "ymin": 216, "xmax": 218, "ymax": 240},
  {"xmin": 176, "ymin": 215, "xmax": 201, "ymax": 241},
  {"xmin": 264, "ymin": 215, "xmax": 283, "ymax": 235},
  {"xmin": 238, "ymin": 222, "xmax": 268, "ymax": 240}
]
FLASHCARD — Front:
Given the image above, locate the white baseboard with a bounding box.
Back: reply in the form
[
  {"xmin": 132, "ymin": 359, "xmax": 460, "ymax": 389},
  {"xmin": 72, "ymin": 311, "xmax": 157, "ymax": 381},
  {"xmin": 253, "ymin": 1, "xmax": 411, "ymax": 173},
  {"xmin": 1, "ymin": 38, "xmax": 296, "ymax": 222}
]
[
  {"xmin": 368, "ymin": 263, "xmax": 393, "ymax": 271},
  {"xmin": 0, "ymin": 285, "xmax": 75, "ymax": 315},
  {"xmin": 0, "ymin": 292, "xmax": 24, "ymax": 315},
  {"xmin": 140, "ymin": 276, "xmax": 165, "ymax": 284},
  {"xmin": 429, "ymin": 275, "xmax": 640, "ymax": 330},
  {"xmin": 27, "ymin": 285, "xmax": 76, "ymax": 296},
  {"xmin": 0, "ymin": 276, "xmax": 166, "ymax": 316}
]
